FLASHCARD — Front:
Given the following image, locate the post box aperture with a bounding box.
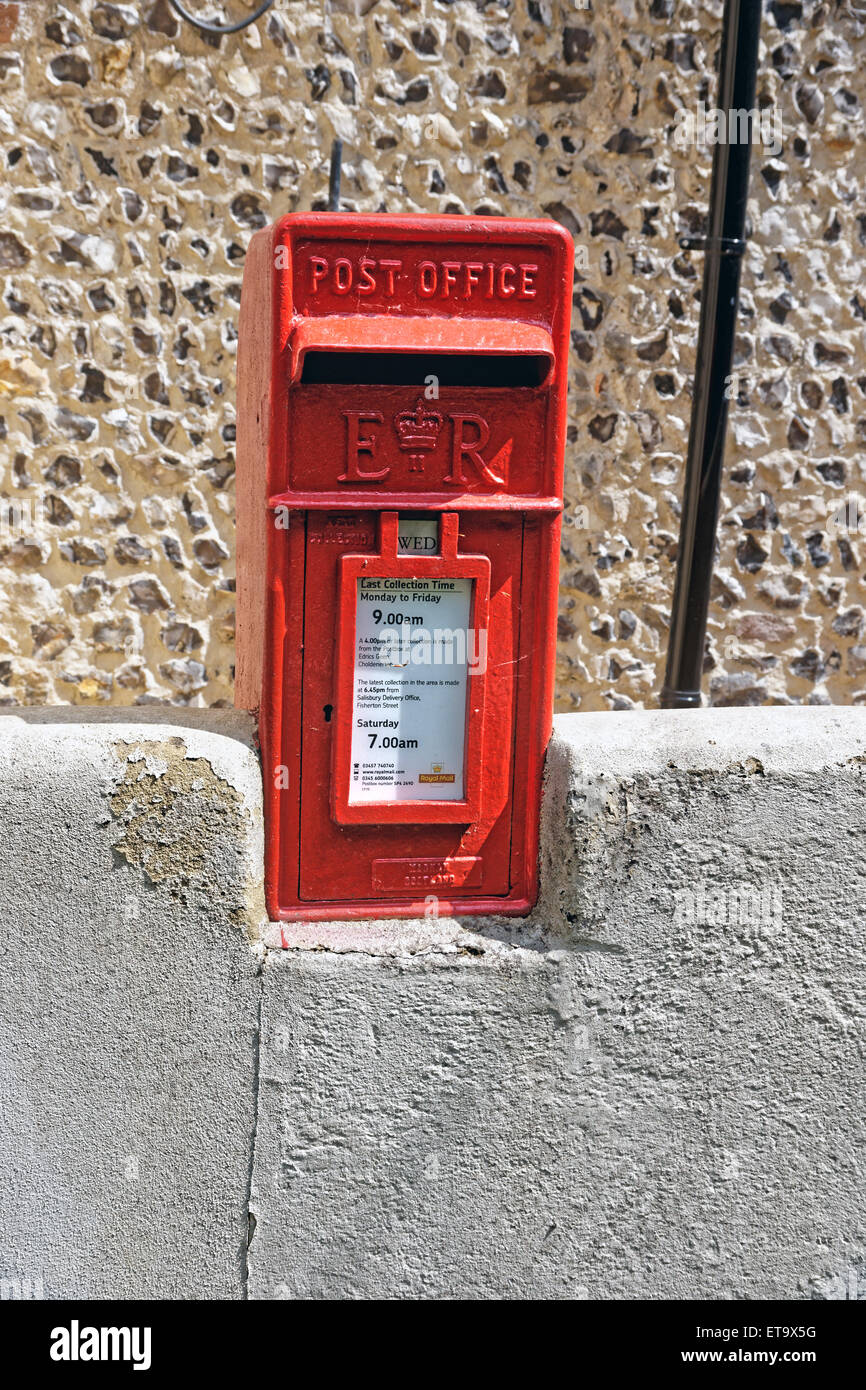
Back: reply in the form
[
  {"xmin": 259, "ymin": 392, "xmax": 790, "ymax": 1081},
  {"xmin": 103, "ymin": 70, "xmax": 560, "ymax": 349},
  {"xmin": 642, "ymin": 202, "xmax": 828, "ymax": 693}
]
[{"xmin": 236, "ymin": 213, "xmax": 572, "ymax": 921}]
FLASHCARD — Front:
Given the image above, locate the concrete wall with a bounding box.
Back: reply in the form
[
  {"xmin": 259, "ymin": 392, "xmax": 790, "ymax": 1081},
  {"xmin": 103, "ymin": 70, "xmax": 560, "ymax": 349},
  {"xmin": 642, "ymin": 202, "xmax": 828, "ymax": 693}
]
[
  {"xmin": 2, "ymin": 707, "xmax": 864, "ymax": 1299},
  {"xmin": 3, "ymin": 2, "xmax": 866, "ymax": 713},
  {"xmin": 0, "ymin": 709, "xmax": 265, "ymax": 1300}
]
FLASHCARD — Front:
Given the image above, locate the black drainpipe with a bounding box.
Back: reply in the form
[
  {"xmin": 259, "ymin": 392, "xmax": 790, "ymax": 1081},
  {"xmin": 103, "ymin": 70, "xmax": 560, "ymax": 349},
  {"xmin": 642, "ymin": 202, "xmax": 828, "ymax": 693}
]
[
  {"xmin": 660, "ymin": 0, "xmax": 763, "ymax": 709},
  {"xmin": 328, "ymin": 138, "xmax": 343, "ymax": 213}
]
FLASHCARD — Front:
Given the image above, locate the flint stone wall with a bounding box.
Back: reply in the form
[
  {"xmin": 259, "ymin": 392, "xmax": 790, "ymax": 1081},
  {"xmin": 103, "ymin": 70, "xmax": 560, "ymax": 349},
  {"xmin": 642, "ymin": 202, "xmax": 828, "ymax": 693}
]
[{"xmin": 1, "ymin": 2, "xmax": 866, "ymax": 711}]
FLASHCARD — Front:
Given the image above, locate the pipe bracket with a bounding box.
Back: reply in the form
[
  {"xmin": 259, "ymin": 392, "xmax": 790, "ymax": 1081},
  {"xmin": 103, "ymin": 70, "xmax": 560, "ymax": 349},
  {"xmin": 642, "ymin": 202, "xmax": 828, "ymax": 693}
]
[{"xmin": 678, "ymin": 234, "xmax": 747, "ymax": 257}]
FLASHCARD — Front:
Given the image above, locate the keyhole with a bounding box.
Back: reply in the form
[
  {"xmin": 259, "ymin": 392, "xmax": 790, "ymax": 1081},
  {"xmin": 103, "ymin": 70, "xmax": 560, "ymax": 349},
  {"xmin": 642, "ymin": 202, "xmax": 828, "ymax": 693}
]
[{"xmin": 323, "ymin": 704, "xmax": 333, "ymax": 723}]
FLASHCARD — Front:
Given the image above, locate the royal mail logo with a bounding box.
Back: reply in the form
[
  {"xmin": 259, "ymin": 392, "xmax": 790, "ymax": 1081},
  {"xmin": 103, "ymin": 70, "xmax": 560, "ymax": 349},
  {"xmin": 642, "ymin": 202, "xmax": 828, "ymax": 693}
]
[{"xmin": 418, "ymin": 761, "xmax": 456, "ymax": 785}]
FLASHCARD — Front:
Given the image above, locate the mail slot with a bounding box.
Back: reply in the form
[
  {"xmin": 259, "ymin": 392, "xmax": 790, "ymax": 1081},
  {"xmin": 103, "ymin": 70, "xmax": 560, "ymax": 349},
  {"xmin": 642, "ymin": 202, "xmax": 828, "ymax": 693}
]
[{"xmin": 236, "ymin": 213, "xmax": 573, "ymax": 921}]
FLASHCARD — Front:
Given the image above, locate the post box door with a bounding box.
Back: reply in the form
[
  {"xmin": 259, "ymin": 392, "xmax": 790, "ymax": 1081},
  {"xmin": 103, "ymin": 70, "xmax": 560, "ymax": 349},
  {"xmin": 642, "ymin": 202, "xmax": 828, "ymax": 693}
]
[{"xmin": 297, "ymin": 511, "xmax": 522, "ymax": 903}]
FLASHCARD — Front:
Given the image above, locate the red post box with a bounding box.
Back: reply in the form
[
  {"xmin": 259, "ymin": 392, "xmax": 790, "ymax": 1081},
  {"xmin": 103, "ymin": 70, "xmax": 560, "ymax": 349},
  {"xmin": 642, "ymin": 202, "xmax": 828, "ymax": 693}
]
[{"xmin": 236, "ymin": 213, "xmax": 572, "ymax": 922}]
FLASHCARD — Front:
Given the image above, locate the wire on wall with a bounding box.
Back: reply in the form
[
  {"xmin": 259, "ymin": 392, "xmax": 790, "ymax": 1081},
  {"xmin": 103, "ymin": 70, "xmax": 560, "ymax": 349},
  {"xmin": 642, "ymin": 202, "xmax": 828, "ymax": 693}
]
[{"xmin": 167, "ymin": 0, "xmax": 276, "ymax": 36}]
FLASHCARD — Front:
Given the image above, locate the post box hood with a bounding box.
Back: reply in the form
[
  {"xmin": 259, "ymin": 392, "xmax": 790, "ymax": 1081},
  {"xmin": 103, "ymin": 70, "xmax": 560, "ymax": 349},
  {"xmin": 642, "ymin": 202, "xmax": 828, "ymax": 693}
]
[{"xmin": 288, "ymin": 314, "xmax": 556, "ymax": 385}]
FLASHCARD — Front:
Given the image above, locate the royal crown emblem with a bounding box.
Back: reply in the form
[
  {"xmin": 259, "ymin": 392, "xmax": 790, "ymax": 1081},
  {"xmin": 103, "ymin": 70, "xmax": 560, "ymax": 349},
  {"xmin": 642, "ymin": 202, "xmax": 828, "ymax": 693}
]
[{"xmin": 394, "ymin": 400, "xmax": 443, "ymax": 453}]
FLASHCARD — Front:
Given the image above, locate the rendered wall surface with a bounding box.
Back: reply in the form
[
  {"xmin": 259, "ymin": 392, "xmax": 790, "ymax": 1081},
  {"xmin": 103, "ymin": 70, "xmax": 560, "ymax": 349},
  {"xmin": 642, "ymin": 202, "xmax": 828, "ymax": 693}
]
[
  {"xmin": 2, "ymin": 2, "xmax": 866, "ymax": 711},
  {"xmin": 0, "ymin": 709, "xmax": 264, "ymax": 1300},
  {"xmin": 1, "ymin": 707, "xmax": 864, "ymax": 1300},
  {"xmin": 251, "ymin": 706, "xmax": 866, "ymax": 1299}
]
